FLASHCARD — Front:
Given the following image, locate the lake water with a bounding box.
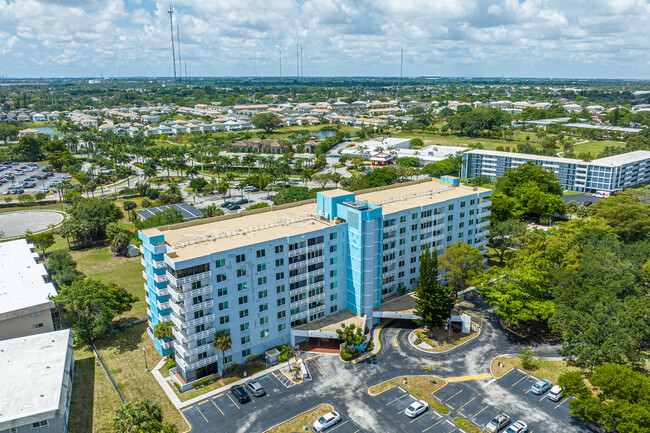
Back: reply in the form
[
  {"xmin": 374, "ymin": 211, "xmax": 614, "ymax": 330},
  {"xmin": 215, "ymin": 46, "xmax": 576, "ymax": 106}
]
[
  {"xmin": 34, "ymin": 126, "xmax": 64, "ymax": 137},
  {"xmin": 303, "ymin": 129, "xmax": 338, "ymax": 139}
]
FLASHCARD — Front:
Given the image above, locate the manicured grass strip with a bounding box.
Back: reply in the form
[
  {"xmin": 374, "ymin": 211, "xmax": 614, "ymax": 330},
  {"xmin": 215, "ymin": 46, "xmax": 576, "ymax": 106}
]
[
  {"xmin": 264, "ymin": 403, "xmax": 334, "ymax": 433},
  {"xmin": 368, "ymin": 375, "xmax": 449, "ymax": 414},
  {"xmin": 454, "ymin": 417, "xmax": 482, "ymax": 433}
]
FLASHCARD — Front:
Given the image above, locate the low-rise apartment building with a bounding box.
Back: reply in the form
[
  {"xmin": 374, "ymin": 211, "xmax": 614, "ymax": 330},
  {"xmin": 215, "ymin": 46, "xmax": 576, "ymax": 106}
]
[
  {"xmin": 0, "ymin": 239, "xmax": 61, "ymax": 341},
  {"xmin": 139, "ymin": 178, "xmax": 492, "ymax": 386},
  {"xmin": 0, "ymin": 329, "xmax": 74, "ymax": 433},
  {"xmin": 462, "ymin": 149, "xmax": 650, "ymax": 192}
]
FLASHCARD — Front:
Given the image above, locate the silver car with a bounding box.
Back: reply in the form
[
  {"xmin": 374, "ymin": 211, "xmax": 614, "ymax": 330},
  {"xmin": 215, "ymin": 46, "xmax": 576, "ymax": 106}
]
[
  {"xmin": 244, "ymin": 379, "xmax": 265, "ymax": 397},
  {"xmin": 486, "ymin": 413, "xmax": 511, "ymax": 432}
]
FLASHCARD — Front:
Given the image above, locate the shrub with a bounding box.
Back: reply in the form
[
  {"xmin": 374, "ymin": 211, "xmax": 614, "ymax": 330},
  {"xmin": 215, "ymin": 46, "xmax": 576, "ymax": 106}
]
[
  {"xmin": 173, "ymin": 382, "xmax": 181, "ymax": 392},
  {"xmin": 141, "ymin": 199, "xmax": 152, "ymax": 208},
  {"xmin": 165, "ymin": 357, "xmax": 176, "ymax": 369},
  {"xmin": 191, "ymin": 375, "xmax": 217, "ymax": 389},
  {"xmin": 340, "ymin": 350, "xmax": 359, "ymax": 361}
]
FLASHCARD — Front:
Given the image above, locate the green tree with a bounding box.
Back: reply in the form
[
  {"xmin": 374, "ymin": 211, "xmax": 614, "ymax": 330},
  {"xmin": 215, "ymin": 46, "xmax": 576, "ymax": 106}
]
[
  {"xmin": 414, "ymin": 248, "xmax": 455, "ymax": 337},
  {"xmin": 201, "ymin": 204, "xmax": 225, "ymax": 218},
  {"xmin": 486, "ymin": 219, "xmax": 526, "ymax": 264},
  {"xmin": 518, "ymin": 346, "xmax": 536, "ymax": 370},
  {"xmin": 14, "ymin": 135, "xmax": 43, "ymax": 161},
  {"xmin": 66, "ymin": 197, "xmax": 124, "ymax": 242},
  {"xmin": 590, "ymin": 191, "xmax": 650, "ymax": 243},
  {"xmin": 136, "ymin": 208, "xmax": 185, "ymax": 230},
  {"xmin": 213, "ymin": 330, "xmax": 232, "ymax": 376},
  {"xmin": 51, "ymin": 279, "xmax": 138, "ymax": 344},
  {"xmin": 278, "ymin": 344, "xmax": 293, "ymax": 370},
  {"xmin": 122, "ymin": 201, "xmax": 137, "ymax": 222},
  {"xmin": 559, "ymin": 364, "xmax": 650, "ymax": 433},
  {"xmin": 250, "ymin": 113, "xmax": 283, "ymax": 132},
  {"xmin": 46, "ymin": 250, "xmax": 85, "ymax": 287},
  {"xmin": 154, "ymin": 322, "xmax": 174, "ymax": 356},
  {"xmin": 113, "ymin": 399, "xmax": 177, "ymax": 433},
  {"xmin": 336, "ymin": 323, "xmax": 366, "ymax": 351},
  {"xmin": 439, "ymin": 242, "xmax": 483, "ymax": 295},
  {"xmin": 25, "ymin": 230, "xmax": 55, "ymax": 258},
  {"xmin": 189, "ymin": 177, "xmax": 208, "ymax": 193},
  {"xmin": 0, "ymin": 122, "xmax": 19, "ymax": 144}
]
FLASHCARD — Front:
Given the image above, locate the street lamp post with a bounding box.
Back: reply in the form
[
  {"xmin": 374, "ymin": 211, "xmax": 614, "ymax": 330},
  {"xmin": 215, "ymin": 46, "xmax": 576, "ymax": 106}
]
[{"xmin": 143, "ymin": 346, "xmax": 149, "ymax": 373}]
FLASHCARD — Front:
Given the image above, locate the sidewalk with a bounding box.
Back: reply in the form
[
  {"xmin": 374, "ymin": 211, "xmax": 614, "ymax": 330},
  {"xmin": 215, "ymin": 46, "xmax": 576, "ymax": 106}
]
[{"xmin": 151, "ymin": 358, "xmax": 290, "ymax": 409}]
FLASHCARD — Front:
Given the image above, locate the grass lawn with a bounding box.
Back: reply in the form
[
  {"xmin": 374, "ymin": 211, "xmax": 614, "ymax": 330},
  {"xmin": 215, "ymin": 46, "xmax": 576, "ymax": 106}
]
[
  {"xmin": 368, "ymin": 375, "xmax": 449, "ymax": 414},
  {"xmin": 491, "ymin": 356, "xmax": 582, "ymax": 383},
  {"xmin": 0, "ymin": 202, "xmax": 68, "ymax": 214},
  {"xmin": 68, "ymin": 346, "xmax": 123, "ymax": 433},
  {"xmin": 94, "ymin": 322, "xmax": 189, "ymax": 432},
  {"xmin": 393, "ymin": 131, "xmax": 525, "ymax": 151},
  {"xmin": 454, "ymin": 417, "xmax": 482, "ymax": 433},
  {"xmin": 173, "ymin": 361, "xmax": 267, "ymax": 402},
  {"xmin": 71, "ymin": 246, "xmax": 147, "ymax": 322},
  {"xmin": 264, "ymin": 403, "xmax": 334, "ymax": 433},
  {"xmin": 572, "ymin": 139, "xmax": 625, "ymax": 156}
]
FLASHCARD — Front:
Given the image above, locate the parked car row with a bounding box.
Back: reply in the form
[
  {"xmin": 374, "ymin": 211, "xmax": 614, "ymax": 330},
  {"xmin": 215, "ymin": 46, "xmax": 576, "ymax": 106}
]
[
  {"xmin": 229, "ymin": 379, "xmax": 266, "ymax": 405},
  {"xmin": 484, "ymin": 380, "xmax": 564, "ymax": 433}
]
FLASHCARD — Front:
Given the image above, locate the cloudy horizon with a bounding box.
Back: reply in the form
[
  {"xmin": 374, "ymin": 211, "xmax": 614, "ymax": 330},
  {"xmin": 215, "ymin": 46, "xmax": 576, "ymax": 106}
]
[{"xmin": 1, "ymin": 0, "xmax": 649, "ymax": 79}]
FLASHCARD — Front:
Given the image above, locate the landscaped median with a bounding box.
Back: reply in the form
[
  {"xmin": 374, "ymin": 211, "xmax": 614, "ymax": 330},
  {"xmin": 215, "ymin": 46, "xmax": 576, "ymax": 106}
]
[
  {"xmin": 368, "ymin": 375, "xmax": 449, "ymax": 414},
  {"xmin": 263, "ymin": 403, "xmax": 334, "ymax": 433},
  {"xmin": 454, "ymin": 417, "xmax": 483, "ymax": 433},
  {"xmin": 490, "ymin": 355, "xmax": 581, "ymax": 382},
  {"xmin": 410, "ymin": 315, "xmax": 483, "ymax": 353}
]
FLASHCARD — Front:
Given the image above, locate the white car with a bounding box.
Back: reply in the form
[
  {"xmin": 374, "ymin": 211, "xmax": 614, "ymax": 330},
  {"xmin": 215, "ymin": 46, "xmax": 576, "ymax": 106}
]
[
  {"xmin": 548, "ymin": 385, "xmax": 563, "ymax": 401},
  {"xmin": 405, "ymin": 400, "xmax": 429, "ymax": 418},
  {"xmin": 313, "ymin": 411, "xmax": 341, "ymax": 432},
  {"xmin": 504, "ymin": 421, "xmax": 528, "ymax": 433}
]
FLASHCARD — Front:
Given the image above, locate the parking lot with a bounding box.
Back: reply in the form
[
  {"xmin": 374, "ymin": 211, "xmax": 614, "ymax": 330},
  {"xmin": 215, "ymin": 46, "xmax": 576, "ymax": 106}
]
[
  {"xmin": 0, "ymin": 162, "xmax": 70, "ymax": 195},
  {"xmin": 365, "ymin": 368, "xmax": 590, "ymax": 433},
  {"xmin": 181, "ymin": 368, "xmax": 364, "ymax": 433}
]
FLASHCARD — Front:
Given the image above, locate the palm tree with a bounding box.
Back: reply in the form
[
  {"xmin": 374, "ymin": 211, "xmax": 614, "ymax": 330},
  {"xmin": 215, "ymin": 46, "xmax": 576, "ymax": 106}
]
[
  {"xmin": 242, "ymin": 154, "xmax": 257, "ymax": 177},
  {"xmin": 213, "ymin": 331, "xmax": 232, "ymax": 377},
  {"xmin": 300, "ymin": 169, "xmax": 312, "ymax": 186}
]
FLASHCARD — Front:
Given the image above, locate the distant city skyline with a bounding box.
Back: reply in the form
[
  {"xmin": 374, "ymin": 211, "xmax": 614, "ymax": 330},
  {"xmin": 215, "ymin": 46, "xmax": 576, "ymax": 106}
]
[{"xmin": 0, "ymin": 0, "xmax": 649, "ymax": 79}]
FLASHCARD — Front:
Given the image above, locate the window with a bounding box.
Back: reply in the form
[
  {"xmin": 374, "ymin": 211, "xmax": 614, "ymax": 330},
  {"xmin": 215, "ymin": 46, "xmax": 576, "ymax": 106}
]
[
  {"xmin": 258, "ymin": 290, "xmax": 268, "ymax": 299},
  {"xmin": 330, "ymin": 282, "xmax": 337, "ymax": 290},
  {"xmin": 399, "ymin": 227, "xmax": 406, "ymax": 234},
  {"xmin": 277, "ymin": 298, "xmax": 286, "ymax": 307},
  {"xmin": 447, "ymin": 225, "xmax": 452, "ymax": 232},
  {"xmin": 278, "ymin": 310, "xmax": 286, "ymax": 319},
  {"xmin": 460, "ymin": 212, "xmax": 465, "ymax": 218},
  {"xmin": 259, "ymin": 303, "xmax": 268, "ymax": 312},
  {"xmin": 256, "ymin": 249, "xmax": 266, "ymax": 258},
  {"xmin": 260, "ymin": 316, "xmax": 269, "ymax": 325},
  {"xmin": 447, "ymin": 215, "xmax": 453, "ymax": 222},
  {"xmin": 411, "ymin": 267, "xmax": 417, "ymax": 274},
  {"xmin": 238, "ymin": 296, "xmax": 248, "ymax": 305},
  {"xmin": 276, "ymin": 271, "xmax": 285, "ymax": 280},
  {"xmin": 460, "ymin": 201, "xmax": 466, "ymax": 208},
  {"xmin": 224, "ymin": 355, "xmax": 232, "ymax": 364},
  {"xmin": 330, "ymin": 293, "xmax": 337, "ymax": 301},
  {"xmin": 276, "ymin": 284, "xmax": 285, "ymax": 294},
  {"xmin": 260, "ymin": 329, "xmax": 270, "ymax": 338},
  {"xmin": 308, "ymin": 235, "xmax": 324, "ymax": 246},
  {"xmin": 330, "ymin": 257, "xmax": 337, "ymax": 265},
  {"xmin": 400, "ymin": 215, "xmax": 406, "ymax": 223},
  {"xmin": 399, "ymin": 249, "xmax": 405, "ymax": 257},
  {"xmin": 30, "ymin": 311, "xmax": 42, "ymax": 318},
  {"xmin": 278, "ymin": 323, "xmax": 287, "ymax": 332},
  {"xmin": 330, "ymin": 305, "xmax": 338, "ymax": 313},
  {"xmin": 215, "ymin": 258, "xmax": 226, "ymax": 268},
  {"xmin": 242, "ymin": 348, "xmax": 251, "ymax": 358},
  {"xmin": 275, "ymin": 245, "xmax": 284, "ymax": 254},
  {"xmin": 411, "ymin": 246, "xmax": 417, "ymax": 253},
  {"xmin": 330, "ymin": 232, "xmax": 337, "ymax": 240},
  {"xmin": 459, "ymin": 232, "xmax": 464, "ymax": 238},
  {"xmin": 330, "ymin": 244, "xmax": 337, "ymax": 253},
  {"xmin": 275, "ymin": 258, "xmax": 284, "ymax": 267},
  {"xmin": 32, "ymin": 323, "xmax": 44, "ymax": 329},
  {"xmin": 447, "ymin": 235, "xmax": 452, "ymax": 242},
  {"xmin": 31, "ymin": 421, "xmax": 48, "ymax": 429},
  {"xmin": 239, "ymin": 309, "xmax": 249, "ymax": 318},
  {"xmin": 448, "ymin": 204, "xmax": 454, "ymax": 211},
  {"xmin": 237, "ymin": 282, "xmax": 248, "ymax": 291},
  {"xmin": 470, "ymin": 199, "xmax": 475, "ymax": 205},
  {"xmin": 330, "ymin": 270, "xmax": 337, "ymax": 277},
  {"xmin": 459, "ymin": 222, "xmax": 465, "ymax": 228},
  {"xmin": 411, "ymin": 256, "xmax": 417, "ymax": 264},
  {"xmin": 257, "ymin": 263, "xmax": 266, "ymax": 272},
  {"xmin": 399, "ymin": 238, "xmax": 406, "ymax": 245},
  {"xmin": 236, "ymin": 254, "xmax": 246, "ymax": 263},
  {"xmin": 220, "ymin": 315, "xmax": 229, "ymax": 324},
  {"xmin": 217, "ymin": 287, "xmax": 228, "ymax": 297},
  {"xmin": 412, "ymin": 213, "xmax": 418, "ymax": 220},
  {"xmin": 216, "ymin": 273, "xmax": 227, "ymax": 282},
  {"xmin": 411, "ymin": 224, "xmax": 418, "ymax": 231},
  {"xmin": 218, "ymin": 301, "xmax": 228, "ymax": 311},
  {"xmin": 240, "ymin": 322, "xmax": 249, "ymax": 331},
  {"xmin": 257, "ymin": 276, "xmax": 267, "ymax": 285}
]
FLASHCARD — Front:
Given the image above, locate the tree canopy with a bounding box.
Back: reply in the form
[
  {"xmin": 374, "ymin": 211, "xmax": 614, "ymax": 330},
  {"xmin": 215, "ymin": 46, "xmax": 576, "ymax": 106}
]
[
  {"xmin": 250, "ymin": 113, "xmax": 283, "ymax": 132},
  {"xmin": 113, "ymin": 400, "xmax": 177, "ymax": 433},
  {"xmin": 414, "ymin": 248, "xmax": 455, "ymax": 336},
  {"xmin": 439, "ymin": 241, "xmax": 483, "ymax": 294},
  {"xmin": 136, "ymin": 208, "xmax": 185, "ymax": 230},
  {"xmin": 64, "ymin": 197, "xmax": 124, "ymax": 243}
]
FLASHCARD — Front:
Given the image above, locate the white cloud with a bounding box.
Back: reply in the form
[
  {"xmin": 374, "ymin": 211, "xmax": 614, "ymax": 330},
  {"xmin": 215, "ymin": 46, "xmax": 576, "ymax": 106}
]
[{"xmin": 0, "ymin": 0, "xmax": 649, "ymax": 77}]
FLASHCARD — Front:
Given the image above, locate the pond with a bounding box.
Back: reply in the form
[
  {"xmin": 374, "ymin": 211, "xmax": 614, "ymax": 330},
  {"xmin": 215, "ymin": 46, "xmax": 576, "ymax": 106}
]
[
  {"xmin": 301, "ymin": 129, "xmax": 339, "ymax": 140},
  {"xmin": 33, "ymin": 126, "xmax": 64, "ymax": 137}
]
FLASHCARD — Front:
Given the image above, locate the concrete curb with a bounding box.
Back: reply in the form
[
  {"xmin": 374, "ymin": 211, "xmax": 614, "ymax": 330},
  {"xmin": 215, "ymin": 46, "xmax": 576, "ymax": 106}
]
[{"xmin": 407, "ymin": 315, "xmax": 484, "ymax": 355}]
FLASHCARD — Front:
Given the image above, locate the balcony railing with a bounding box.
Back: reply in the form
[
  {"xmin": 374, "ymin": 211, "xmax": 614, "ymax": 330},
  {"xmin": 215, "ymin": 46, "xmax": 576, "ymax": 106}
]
[
  {"xmin": 171, "ymin": 299, "xmax": 214, "ymax": 316},
  {"xmin": 478, "ymin": 210, "xmax": 491, "ymax": 219},
  {"xmin": 474, "ymin": 239, "xmax": 489, "ymax": 248},
  {"xmin": 155, "ymin": 286, "xmax": 168, "ymax": 297},
  {"xmin": 167, "ymin": 270, "xmax": 211, "ymax": 287},
  {"xmin": 478, "ymin": 201, "xmax": 491, "ymax": 209},
  {"xmin": 156, "ymin": 300, "xmax": 169, "ymax": 311},
  {"xmin": 291, "ymin": 310, "xmax": 309, "ymax": 321},
  {"xmin": 152, "ymin": 260, "xmax": 166, "ymax": 269},
  {"xmin": 168, "ymin": 285, "xmax": 213, "ymax": 303},
  {"xmin": 290, "ymin": 298, "xmax": 309, "ymax": 310},
  {"xmin": 477, "ymin": 220, "xmax": 490, "ymax": 229},
  {"xmin": 289, "ymin": 268, "xmax": 324, "ymax": 284},
  {"xmin": 153, "ymin": 273, "xmax": 168, "ymax": 284},
  {"xmin": 184, "ymin": 314, "xmax": 215, "ymax": 330}
]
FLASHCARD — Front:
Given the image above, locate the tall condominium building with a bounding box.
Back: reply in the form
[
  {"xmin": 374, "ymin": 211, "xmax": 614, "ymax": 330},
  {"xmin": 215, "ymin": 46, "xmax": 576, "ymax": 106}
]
[
  {"xmin": 462, "ymin": 149, "xmax": 650, "ymax": 192},
  {"xmin": 139, "ymin": 178, "xmax": 492, "ymax": 386},
  {"xmin": 0, "ymin": 239, "xmax": 61, "ymax": 341}
]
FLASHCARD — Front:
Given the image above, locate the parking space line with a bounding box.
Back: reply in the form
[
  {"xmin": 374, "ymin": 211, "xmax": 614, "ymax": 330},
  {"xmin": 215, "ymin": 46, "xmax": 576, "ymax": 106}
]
[
  {"xmin": 423, "ymin": 418, "xmax": 445, "ymax": 432},
  {"xmin": 210, "ymin": 400, "xmax": 224, "ymax": 416},
  {"xmin": 472, "ymin": 405, "xmax": 489, "ymax": 418},
  {"xmin": 458, "ymin": 397, "xmax": 475, "ymax": 413},
  {"xmin": 539, "ymin": 394, "xmax": 548, "ymax": 401},
  {"xmin": 227, "ymin": 394, "xmax": 240, "ymax": 410},
  {"xmin": 195, "ymin": 405, "xmax": 208, "ymax": 423},
  {"xmin": 446, "ymin": 420, "xmax": 455, "ymax": 427},
  {"xmin": 181, "ymin": 407, "xmax": 193, "ymax": 412},
  {"xmin": 511, "ymin": 375, "xmax": 528, "ymax": 387},
  {"xmin": 555, "ymin": 398, "xmax": 569, "ymax": 409},
  {"xmin": 445, "ymin": 390, "xmax": 463, "ymax": 402},
  {"xmin": 525, "ymin": 389, "xmax": 531, "ymax": 394},
  {"xmin": 386, "ymin": 393, "xmax": 409, "ymax": 405},
  {"xmin": 328, "ymin": 420, "xmax": 349, "ymax": 432}
]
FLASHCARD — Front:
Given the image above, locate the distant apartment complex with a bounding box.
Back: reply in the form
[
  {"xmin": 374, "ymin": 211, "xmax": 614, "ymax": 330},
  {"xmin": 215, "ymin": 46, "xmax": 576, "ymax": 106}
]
[
  {"xmin": 0, "ymin": 329, "xmax": 74, "ymax": 433},
  {"xmin": 462, "ymin": 149, "xmax": 650, "ymax": 192},
  {"xmin": 0, "ymin": 239, "xmax": 61, "ymax": 341},
  {"xmin": 139, "ymin": 178, "xmax": 492, "ymax": 386}
]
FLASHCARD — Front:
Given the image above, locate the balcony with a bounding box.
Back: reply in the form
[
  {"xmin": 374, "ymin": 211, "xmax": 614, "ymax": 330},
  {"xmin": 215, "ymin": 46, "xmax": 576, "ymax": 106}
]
[
  {"xmin": 289, "ymin": 268, "xmax": 324, "ymax": 284},
  {"xmin": 139, "ymin": 245, "xmax": 145, "ymax": 255},
  {"xmin": 477, "ymin": 220, "xmax": 490, "ymax": 229},
  {"xmin": 142, "ymin": 270, "xmax": 148, "ymax": 281},
  {"xmin": 309, "ymin": 305, "xmax": 325, "ymax": 315},
  {"xmin": 171, "ymin": 299, "xmax": 214, "ymax": 316},
  {"xmin": 155, "ymin": 286, "xmax": 168, "ymax": 297},
  {"xmin": 290, "ymin": 297, "xmax": 309, "ymax": 310},
  {"xmin": 167, "ymin": 284, "xmax": 213, "ymax": 302},
  {"xmin": 188, "ymin": 354, "xmax": 219, "ymax": 371},
  {"xmin": 478, "ymin": 210, "xmax": 491, "ymax": 219},
  {"xmin": 431, "ymin": 233, "xmax": 444, "ymax": 243},
  {"xmin": 153, "ymin": 273, "xmax": 167, "ymax": 284},
  {"xmin": 184, "ymin": 314, "xmax": 215, "ymax": 330},
  {"xmin": 141, "ymin": 257, "xmax": 146, "ymax": 267},
  {"xmin": 291, "ymin": 309, "xmax": 309, "ymax": 321},
  {"xmin": 477, "ymin": 229, "xmax": 490, "ymax": 238},
  {"xmin": 478, "ymin": 201, "xmax": 491, "ymax": 209},
  {"xmin": 156, "ymin": 300, "xmax": 169, "ymax": 311},
  {"xmin": 172, "ymin": 270, "xmax": 212, "ymax": 287},
  {"xmin": 152, "ymin": 260, "xmax": 166, "ymax": 270},
  {"xmin": 474, "ymin": 239, "xmax": 489, "ymax": 248}
]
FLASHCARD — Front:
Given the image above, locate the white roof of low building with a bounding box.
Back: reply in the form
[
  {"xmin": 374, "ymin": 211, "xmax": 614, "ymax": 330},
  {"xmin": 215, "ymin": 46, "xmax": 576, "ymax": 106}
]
[
  {"xmin": 0, "ymin": 329, "xmax": 73, "ymax": 429},
  {"xmin": 0, "ymin": 239, "xmax": 56, "ymax": 320},
  {"xmin": 590, "ymin": 150, "xmax": 650, "ymax": 166}
]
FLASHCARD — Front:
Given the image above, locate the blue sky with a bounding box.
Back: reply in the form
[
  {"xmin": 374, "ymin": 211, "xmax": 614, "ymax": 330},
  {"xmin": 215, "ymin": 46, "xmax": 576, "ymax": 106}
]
[{"xmin": 0, "ymin": 0, "xmax": 649, "ymax": 79}]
